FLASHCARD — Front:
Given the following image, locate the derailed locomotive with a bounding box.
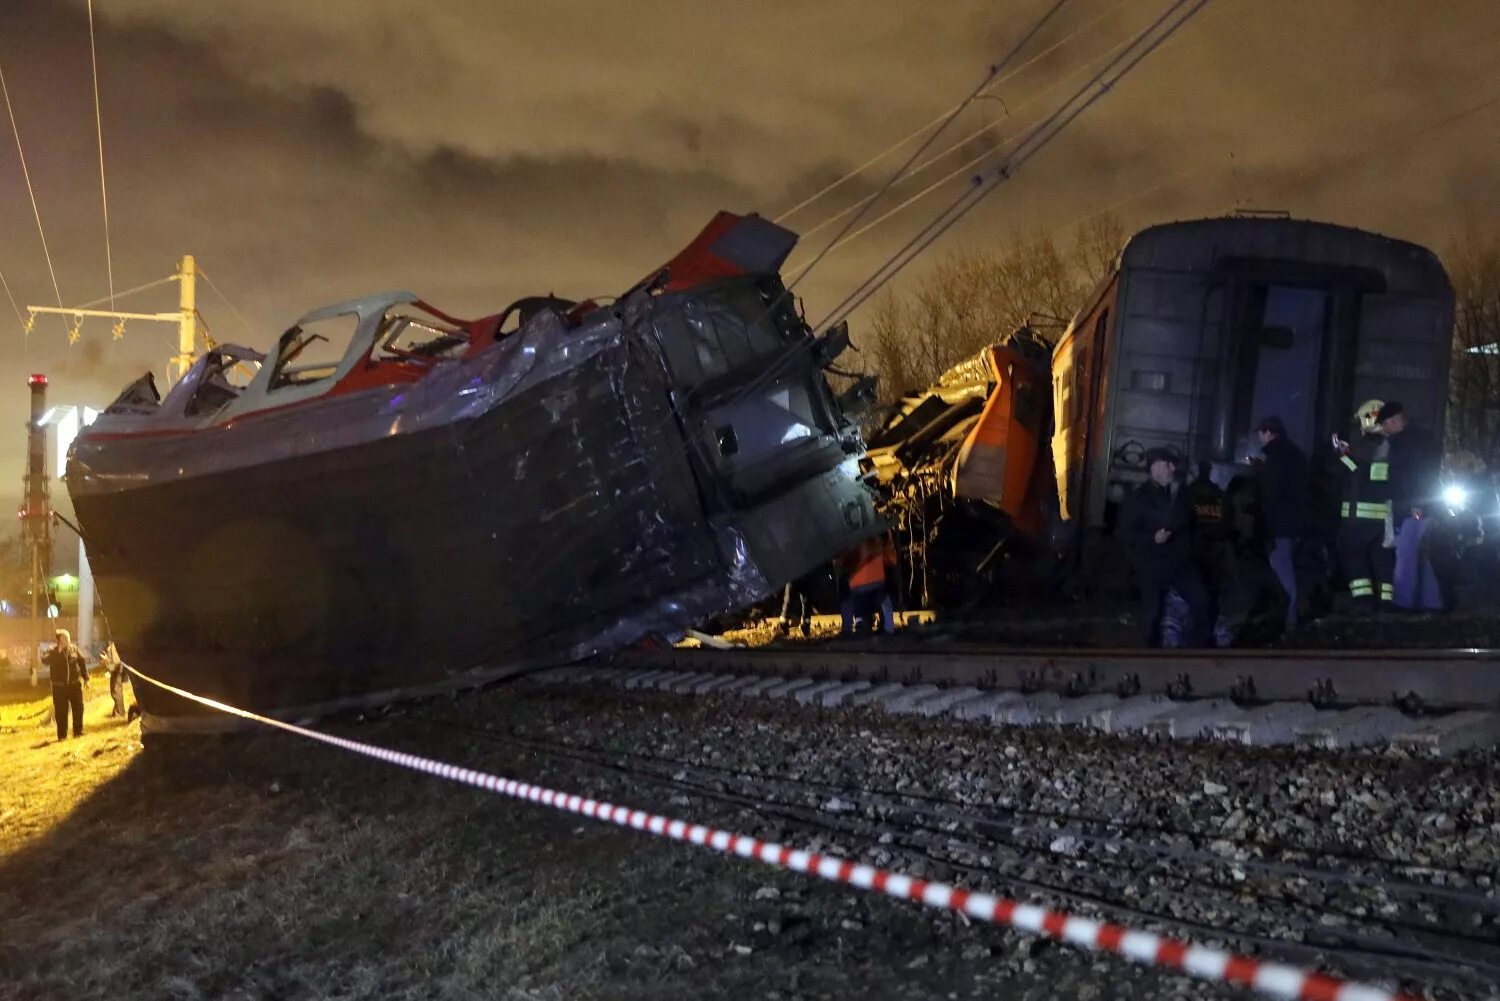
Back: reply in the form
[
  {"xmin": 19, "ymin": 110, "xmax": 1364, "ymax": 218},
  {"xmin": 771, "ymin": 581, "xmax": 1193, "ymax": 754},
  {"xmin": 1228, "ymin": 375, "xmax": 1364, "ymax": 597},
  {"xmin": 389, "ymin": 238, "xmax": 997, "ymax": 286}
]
[
  {"xmin": 869, "ymin": 214, "xmax": 1456, "ymax": 606},
  {"xmin": 69, "ymin": 212, "xmax": 881, "ymax": 726}
]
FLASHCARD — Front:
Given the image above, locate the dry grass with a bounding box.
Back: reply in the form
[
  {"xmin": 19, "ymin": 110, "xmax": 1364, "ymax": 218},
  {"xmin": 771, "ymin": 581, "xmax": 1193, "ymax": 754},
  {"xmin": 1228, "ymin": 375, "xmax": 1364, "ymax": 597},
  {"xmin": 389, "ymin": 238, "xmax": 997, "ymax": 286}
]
[{"xmin": 0, "ymin": 695, "xmax": 621, "ymax": 1001}]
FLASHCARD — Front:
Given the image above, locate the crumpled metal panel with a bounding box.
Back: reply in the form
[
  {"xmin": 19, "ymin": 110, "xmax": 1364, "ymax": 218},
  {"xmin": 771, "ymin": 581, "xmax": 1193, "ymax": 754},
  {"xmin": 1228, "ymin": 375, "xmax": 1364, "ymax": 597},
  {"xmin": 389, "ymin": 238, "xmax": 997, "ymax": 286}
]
[{"xmin": 68, "ymin": 272, "xmax": 876, "ymax": 719}]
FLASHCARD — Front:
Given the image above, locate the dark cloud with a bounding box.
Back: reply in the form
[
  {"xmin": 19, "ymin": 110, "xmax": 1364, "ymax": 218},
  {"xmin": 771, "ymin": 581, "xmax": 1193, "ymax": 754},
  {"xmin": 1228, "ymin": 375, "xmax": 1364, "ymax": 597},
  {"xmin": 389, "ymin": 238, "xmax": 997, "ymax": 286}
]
[{"xmin": 0, "ymin": 0, "xmax": 1495, "ymax": 508}]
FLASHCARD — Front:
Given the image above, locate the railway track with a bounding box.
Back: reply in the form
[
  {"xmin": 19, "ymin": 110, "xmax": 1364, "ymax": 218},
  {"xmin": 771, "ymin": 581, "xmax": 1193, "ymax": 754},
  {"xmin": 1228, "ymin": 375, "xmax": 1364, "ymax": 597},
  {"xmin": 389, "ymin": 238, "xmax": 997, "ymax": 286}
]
[
  {"xmin": 580, "ymin": 646, "xmax": 1500, "ymax": 753},
  {"xmin": 399, "ymin": 702, "xmax": 1500, "ymax": 999}
]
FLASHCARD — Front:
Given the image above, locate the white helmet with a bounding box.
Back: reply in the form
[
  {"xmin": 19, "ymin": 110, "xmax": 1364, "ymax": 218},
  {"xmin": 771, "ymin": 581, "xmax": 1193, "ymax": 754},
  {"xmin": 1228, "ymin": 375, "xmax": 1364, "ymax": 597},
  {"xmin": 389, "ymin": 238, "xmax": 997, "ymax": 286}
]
[{"xmin": 1355, "ymin": 398, "xmax": 1384, "ymax": 435}]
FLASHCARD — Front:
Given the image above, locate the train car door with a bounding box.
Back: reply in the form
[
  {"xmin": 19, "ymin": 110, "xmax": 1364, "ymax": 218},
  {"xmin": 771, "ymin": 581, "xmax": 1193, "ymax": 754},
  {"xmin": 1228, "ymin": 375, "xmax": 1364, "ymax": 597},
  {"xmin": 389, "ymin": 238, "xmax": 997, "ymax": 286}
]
[{"xmin": 1236, "ymin": 283, "xmax": 1332, "ymax": 456}]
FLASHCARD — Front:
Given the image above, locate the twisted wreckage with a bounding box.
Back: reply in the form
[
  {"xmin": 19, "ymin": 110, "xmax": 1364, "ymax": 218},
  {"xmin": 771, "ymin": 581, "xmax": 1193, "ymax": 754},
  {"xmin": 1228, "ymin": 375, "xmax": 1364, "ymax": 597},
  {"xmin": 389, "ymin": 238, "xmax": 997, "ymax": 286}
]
[{"xmin": 67, "ymin": 213, "xmax": 879, "ymax": 730}]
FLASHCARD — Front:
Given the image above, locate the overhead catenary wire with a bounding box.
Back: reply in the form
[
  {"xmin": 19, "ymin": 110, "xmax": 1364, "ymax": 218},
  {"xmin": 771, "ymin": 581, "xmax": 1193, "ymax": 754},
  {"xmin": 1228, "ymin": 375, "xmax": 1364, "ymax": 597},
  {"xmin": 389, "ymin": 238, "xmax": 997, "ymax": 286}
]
[
  {"xmin": 785, "ymin": 26, "xmax": 1137, "ymax": 279},
  {"xmin": 200, "ymin": 269, "xmax": 261, "ymax": 342},
  {"xmin": 786, "ymin": 0, "xmax": 1072, "ymax": 295},
  {"xmin": 1047, "ymin": 87, "xmax": 1500, "ymax": 269},
  {"xmin": 816, "ymin": 0, "xmax": 1207, "ymax": 332},
  {"xmin": 73, "ymin": 275, "xmax": 177, "ymax": 311},
  {"xmin": 486, "ymin": 1, "xmax": 1212, "ymax": 604},
  {"xmin": 815, "ymin": 0, "xmax": 1213, "ymax": 336},
  {"xmin": 792, "ymin": 2, "xmax": 1497, "ymax": 319},
  {"xmin": 772, "ymin": 0, "xmax": 1130, "ymax": 227},
  {"xmin": 0, "ymin": 50, "xmax": 66, "ymax": 330},
  {"xmin": 87, "ymin": 0, "xmax": 115, "ymax": 309},
  {"xmin": 0, "ymin": 267, "xmax": 26, "ymax": 334},
  {"xmin": 481, "ymin": 8, "xmax": 1100, "ymax": 596}
]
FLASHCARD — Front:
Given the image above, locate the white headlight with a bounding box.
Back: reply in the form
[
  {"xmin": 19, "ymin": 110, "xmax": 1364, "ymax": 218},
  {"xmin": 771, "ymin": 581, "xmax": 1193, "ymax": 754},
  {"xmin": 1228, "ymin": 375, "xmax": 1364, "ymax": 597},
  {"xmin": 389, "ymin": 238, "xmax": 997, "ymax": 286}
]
[{"xmin": 1442, "ymin": 484, "xmax": 1469, "ymax": 509}]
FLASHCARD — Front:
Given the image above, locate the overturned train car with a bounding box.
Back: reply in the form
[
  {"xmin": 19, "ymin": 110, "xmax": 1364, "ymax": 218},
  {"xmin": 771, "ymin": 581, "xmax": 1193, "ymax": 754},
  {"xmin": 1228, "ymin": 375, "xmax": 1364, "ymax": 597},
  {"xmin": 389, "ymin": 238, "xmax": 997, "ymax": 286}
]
[{"xmin": 67, "ymin": 213, "xmax": 879, "ymax": 728}]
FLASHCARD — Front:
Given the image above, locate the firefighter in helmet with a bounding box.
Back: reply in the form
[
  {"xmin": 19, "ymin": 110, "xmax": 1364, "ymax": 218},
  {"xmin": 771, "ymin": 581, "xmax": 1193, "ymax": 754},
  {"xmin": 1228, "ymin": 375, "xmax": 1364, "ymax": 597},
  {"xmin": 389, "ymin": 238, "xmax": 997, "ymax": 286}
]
[{"xmin": 1330, "ymin": 399, "xmax": 1394, "ymax": 611}]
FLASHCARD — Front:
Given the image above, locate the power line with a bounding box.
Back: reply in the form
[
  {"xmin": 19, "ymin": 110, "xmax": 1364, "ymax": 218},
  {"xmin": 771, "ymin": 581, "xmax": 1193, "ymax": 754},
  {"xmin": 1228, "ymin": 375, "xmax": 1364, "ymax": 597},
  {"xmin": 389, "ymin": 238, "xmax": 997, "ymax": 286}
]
[
  {"xmin": 200, "ymin": 269, "xmax": 260, "ymax": 342},
  {"xmin": 773, "ymin": 0, "xmax": 1129, "ymax": 226},
  {"xmin": 719, "ymin": 0, "xmax": 1212, "ymax": 440},
  {"xmin": 787, "ymin": 0, "xmax": 1073, "ymax": 294},
  {"xmin": 0, "ymin": 266, "xmax": 26, "ymax": 334},
  {"xmin": 1092, "ymin": 89, "xmax": 1500, "ymax": 241},
  {"xmin": 75, "ymin": 275, "xmax": 176, "ymax": 311},
  {"xmin": 0, "ymin": 50, "xmax": 66, "ymax": 330},
  {"xmin": 785, "ymin": 27, "xmax": 1135, "ymax": 277},
  {"xmin": 815, "ymin": 0, "xmax": 1213, "ymax": 334},
  {"xmin": 87, "ymin": 0, "xmax": 115, "ymax": 309}
]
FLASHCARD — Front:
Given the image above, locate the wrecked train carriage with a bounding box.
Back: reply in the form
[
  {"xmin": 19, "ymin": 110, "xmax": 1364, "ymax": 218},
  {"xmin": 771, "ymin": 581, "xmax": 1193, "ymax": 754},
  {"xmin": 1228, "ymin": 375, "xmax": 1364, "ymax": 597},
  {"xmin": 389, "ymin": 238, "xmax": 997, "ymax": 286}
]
[
  {"xmin": 864, "ymin": 333, "xmax": 1053, "ymax": 607},
  {"xmin": 862, "ymin": 215, "xmax": 1456, "ymax": 610},
  {"xmin": 1051, "ymin": 215, "xmax": 1455, "ymax": 544},
  {"xmin": 66, "ymin": 213, "xmax": 879, "ymax": 727}
]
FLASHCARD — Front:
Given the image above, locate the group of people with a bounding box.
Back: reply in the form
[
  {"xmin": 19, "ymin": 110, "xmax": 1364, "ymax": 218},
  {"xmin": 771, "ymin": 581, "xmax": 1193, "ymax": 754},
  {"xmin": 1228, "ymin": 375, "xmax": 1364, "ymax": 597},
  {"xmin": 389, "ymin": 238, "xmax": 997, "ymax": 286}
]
[
  {"xmin": 41, "ymin": 628, "xmax": 134, "ymax": 742},
  {"xmin": 1124, "ymin": 399, "xmax": 1445, "ymax": 648}
]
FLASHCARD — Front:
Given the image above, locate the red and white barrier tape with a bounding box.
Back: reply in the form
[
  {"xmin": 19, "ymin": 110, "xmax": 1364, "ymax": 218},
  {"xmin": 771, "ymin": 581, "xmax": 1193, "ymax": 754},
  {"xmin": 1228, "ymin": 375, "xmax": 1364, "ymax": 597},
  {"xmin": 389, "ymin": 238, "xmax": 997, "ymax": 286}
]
[{"xmin": 129, "ymin": 667, "xmax": 1413, "ymax": 1001}]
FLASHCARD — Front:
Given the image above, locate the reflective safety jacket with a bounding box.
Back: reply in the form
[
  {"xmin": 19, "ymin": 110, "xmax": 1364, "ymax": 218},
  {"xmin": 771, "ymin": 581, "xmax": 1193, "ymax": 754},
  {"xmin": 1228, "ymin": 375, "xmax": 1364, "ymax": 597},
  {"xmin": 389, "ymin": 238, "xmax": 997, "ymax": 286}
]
[
  {"xmin": 1335, "ymin": 434, "xmax": 1390, "ymax": 521},
  {"xmin": 844, "ymin": 534, "xmax": 896, "ymax": 589}
]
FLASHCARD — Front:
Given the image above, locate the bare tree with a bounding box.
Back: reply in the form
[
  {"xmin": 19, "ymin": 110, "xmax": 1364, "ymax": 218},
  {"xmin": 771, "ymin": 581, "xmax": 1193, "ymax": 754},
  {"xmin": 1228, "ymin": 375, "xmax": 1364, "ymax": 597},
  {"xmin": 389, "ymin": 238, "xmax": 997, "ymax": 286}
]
[
  {"xmin": 854, "ymin": 213, "xmax": 1125, "ymax": 400},
  {"xmin": 1444, "ymin": 228, "xmax": 1500, "ymax": 467}
]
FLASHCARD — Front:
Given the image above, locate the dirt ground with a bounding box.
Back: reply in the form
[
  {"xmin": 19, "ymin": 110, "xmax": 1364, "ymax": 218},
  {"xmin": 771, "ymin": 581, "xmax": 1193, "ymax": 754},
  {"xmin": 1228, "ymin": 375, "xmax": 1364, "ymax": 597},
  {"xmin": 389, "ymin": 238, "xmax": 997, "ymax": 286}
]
[{"xmin": 0, "ymin": 679, "xmax": 1269, "ymax": 1001}]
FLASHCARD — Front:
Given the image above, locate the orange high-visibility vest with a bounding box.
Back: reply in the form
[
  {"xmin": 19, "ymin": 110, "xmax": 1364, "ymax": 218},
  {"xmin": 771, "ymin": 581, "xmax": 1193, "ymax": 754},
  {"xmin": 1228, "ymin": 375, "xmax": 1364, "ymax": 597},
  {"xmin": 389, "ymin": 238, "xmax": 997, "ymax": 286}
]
[{"xmin": 848, "ymin": 536, "xmax": 895, "ymax": 589}]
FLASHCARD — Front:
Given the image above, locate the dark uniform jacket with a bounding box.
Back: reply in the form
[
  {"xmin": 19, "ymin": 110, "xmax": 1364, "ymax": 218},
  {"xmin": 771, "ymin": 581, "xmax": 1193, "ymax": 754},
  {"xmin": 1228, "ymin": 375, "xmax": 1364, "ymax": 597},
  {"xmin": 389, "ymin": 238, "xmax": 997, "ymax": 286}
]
[
  {"xmin": 43, "ymin": 644, "xmax": 89, "ymax": 687},
  {"xmin": 1256, "ymin": 435, "xmax": 1310, "ymax": 539},
  {"xmin": 1333, "ymin": 433, "xmax": 1390, "ymax": 520},
  {"xmin": 1386, "ymin": 424, "xmax": 1441, "ymax": 515},
  {"xmin": 1120, "ymin": 480, "xmax": 1194, "ymax": 576},
  {"xmin": 1186, "ymin": 478, "xmax": 1228, "ymax": 544}
]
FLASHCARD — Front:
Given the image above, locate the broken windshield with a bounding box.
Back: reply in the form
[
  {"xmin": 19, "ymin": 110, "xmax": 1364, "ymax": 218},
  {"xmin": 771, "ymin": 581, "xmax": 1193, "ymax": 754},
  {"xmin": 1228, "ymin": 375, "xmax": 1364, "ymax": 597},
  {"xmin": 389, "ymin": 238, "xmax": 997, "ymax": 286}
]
[{"xmin": 378, "ymin": 305, "xmax": 468, "ymax": 361}]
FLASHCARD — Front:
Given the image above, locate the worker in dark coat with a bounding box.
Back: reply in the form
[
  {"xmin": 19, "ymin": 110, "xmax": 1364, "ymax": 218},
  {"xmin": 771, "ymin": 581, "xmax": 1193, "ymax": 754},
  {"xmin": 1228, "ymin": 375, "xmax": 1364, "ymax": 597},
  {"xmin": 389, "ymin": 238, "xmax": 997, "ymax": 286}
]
[
  {"xmin": 1332, "ymin": 400, "xmax": 1395, "ymax": 611},
  {"xmin": 1120, "ymin": 448, "xmax": 1209, "ymax": 647},
  {"xmin": 1186, "ymin": 461, "xmax": 1233, "ymax": 645},
  {"xmin": 43, "ymin": 628, "xmax": 89, "ymax": 741},
  {"xmin": 1379, "ymin": 401, "xmax": 1445, "ymax": 611},
  {"xmin": 1253, "ymin": 416, "xmax": 1309, "ymax": 632}
]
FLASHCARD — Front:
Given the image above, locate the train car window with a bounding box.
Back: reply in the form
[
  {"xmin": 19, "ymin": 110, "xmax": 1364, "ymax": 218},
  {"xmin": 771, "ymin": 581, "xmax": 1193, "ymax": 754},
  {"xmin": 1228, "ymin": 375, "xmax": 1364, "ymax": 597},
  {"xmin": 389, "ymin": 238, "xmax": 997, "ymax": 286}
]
[{"xmin": 1071, "ymin": 347, "xmax": 1090, "ymax": 422}]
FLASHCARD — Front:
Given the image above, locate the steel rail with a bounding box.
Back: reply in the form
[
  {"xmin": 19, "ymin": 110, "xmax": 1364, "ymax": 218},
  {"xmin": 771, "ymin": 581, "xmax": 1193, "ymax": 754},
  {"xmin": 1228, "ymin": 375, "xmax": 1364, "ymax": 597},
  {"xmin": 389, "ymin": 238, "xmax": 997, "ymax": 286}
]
[
  {"xmin": 609, "ymin": 645, "xmax": 1500, "ymax": 710},
  {"xmin": 414, "ymin": 714, "xmax": 1498, "ymax": 994}
]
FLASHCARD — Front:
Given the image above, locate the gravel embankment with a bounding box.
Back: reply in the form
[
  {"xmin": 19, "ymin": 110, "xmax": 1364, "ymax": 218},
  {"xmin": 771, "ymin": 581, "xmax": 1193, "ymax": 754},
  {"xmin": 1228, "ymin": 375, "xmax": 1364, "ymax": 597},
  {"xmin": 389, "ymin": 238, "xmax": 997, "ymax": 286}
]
[
  {"xmin": 394, "ymin": 678, "xmax": 1500, "ymax": 1000},
  {"xmin": 5, "ymin": 677, "xmax": 1495, "ymax": 1001}
]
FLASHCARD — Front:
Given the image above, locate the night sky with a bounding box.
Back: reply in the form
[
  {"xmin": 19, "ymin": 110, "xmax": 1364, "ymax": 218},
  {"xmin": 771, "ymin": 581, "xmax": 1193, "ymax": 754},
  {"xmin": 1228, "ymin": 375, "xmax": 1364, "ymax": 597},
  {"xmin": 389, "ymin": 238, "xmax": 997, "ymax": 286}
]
[{"xmin": 1, "ymin": 0, "xmax": 1496, "ymax": 508}]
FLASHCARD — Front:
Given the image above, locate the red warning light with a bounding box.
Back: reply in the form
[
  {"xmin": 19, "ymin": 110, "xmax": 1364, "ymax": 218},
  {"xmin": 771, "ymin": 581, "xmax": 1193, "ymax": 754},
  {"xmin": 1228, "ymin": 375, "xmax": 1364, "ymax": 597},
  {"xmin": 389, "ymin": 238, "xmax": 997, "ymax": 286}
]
[{"xmin": 28, "ymin": 373, "xmax": 47, "ymax": 386}]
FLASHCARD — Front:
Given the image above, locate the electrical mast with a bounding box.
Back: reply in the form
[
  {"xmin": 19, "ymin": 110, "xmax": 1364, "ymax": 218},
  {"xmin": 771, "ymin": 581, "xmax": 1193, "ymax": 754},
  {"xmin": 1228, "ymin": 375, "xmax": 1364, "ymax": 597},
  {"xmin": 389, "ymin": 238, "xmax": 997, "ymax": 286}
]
[{"xmin": 27, "ymin": 254, "xmax": 202, "ymax": 386}]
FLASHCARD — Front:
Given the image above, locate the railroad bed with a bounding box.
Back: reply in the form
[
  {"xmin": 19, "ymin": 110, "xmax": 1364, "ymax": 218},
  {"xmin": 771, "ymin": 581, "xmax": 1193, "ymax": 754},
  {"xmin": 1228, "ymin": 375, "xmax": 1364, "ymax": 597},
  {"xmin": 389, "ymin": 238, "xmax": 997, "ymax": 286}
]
[
  {"xmin": 556, "ymin": 647, "xmax": 1500, "ymax": 753},
  {"xmin": 395, "ymin": 672, "xmax": 1500, "ymax": 1000}
]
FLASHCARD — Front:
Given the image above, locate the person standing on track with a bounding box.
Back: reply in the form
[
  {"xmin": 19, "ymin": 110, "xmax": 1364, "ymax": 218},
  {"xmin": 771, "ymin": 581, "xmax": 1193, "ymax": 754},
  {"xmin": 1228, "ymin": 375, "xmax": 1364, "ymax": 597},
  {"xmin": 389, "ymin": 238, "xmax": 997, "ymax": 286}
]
[
  {"xmin": 43, "ymin": 628, "xmax": 89, "ymax": 742},
  {"xmin": 1121, "ymin": 448, "xmax": 1209, "ymax": 648},
  {"xmin": 839, "ymin": 532, "xmax": 897, "ymax": 636},
  {"xmin": 1253, "ymin": 416, "xmax": 1310, "ymax": 633},
  {"xmin": 1332, "ymin": 400, "xmax": 1396, "ymax": 612},
  {"xmin": 1379, "ymin": 401, "xmax": 1445, "ymax": 612},
  {"xmin": 1186, "ymin": 460, "xmax": 1233, "ymax": 646}
]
